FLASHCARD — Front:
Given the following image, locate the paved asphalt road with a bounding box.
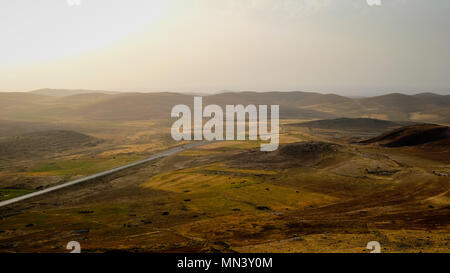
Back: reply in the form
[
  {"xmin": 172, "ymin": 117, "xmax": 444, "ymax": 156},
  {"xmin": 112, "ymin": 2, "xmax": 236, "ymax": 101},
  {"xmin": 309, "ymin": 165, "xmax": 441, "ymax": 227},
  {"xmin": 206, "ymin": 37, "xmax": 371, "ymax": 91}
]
[{"xmin": 0, "ymin": 141, "xmax": 213, "ymax": 208}]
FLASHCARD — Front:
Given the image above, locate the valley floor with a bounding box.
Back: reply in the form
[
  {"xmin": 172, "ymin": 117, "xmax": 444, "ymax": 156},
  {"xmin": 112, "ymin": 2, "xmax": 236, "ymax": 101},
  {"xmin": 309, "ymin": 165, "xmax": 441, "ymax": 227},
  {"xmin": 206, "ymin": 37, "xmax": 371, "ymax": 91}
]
[{"xmin": 0, "ymin": 125, "xmax": 448, "ymax": 253}]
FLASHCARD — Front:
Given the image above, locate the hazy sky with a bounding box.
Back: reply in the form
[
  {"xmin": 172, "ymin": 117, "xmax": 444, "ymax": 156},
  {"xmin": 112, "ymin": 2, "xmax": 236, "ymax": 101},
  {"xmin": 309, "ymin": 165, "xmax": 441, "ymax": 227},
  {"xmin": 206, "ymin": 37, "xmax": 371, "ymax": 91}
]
[{"xmin": 1, "ymin": 0, "xmax": 449, "ymax": 96}]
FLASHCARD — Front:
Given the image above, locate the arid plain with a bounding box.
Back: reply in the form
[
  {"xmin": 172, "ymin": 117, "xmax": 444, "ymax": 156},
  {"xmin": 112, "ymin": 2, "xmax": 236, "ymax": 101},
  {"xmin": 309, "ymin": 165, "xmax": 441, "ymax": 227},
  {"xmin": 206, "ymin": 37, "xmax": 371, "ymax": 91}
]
[{"xmin": 0, "ymin": 90, "xmax": 448, "ymax": 252}]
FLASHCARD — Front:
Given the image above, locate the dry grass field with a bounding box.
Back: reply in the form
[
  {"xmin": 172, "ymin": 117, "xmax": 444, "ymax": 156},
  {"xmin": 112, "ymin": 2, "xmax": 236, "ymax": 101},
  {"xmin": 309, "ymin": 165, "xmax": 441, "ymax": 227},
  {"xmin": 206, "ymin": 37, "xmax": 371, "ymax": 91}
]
[{"xmin": 0, "ymin": 115, "xmax": 448, "ymax": 253}]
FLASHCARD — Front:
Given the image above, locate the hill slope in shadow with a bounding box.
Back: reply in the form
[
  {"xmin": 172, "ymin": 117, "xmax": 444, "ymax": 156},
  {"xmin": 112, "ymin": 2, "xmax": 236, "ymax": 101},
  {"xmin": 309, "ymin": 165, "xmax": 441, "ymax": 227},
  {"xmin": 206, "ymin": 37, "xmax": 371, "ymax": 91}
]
[
  {"xmin": 360, "ymin": 124, "xmax": 450, "ymax": 147},
  {"xmin": 293, "ymin": 118, "xmax": 410, "ymax": 131}
]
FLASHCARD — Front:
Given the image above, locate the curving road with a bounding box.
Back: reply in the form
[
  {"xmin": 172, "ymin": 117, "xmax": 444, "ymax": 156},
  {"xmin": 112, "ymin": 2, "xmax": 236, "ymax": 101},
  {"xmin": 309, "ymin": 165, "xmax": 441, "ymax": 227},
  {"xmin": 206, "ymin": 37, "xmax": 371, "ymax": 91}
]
[{"xmin": 0, "ymin": 141, "xmax": 213, "ymax": 208}]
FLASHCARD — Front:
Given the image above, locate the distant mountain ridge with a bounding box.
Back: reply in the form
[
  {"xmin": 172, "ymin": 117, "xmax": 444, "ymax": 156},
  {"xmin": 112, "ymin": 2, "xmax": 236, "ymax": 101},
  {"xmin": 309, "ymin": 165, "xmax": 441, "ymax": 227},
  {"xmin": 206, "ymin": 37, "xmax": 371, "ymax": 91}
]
[
  {"xmin": 0, "ymin": 90, "xmax": 446, "ymax": 124},
  {"xmin": 72, "ymin": 91, "xmax": 449, "ymax": 123},
  {"xmin": 30, "ymin": 88, "xmax": 120, "ymax": 97}
]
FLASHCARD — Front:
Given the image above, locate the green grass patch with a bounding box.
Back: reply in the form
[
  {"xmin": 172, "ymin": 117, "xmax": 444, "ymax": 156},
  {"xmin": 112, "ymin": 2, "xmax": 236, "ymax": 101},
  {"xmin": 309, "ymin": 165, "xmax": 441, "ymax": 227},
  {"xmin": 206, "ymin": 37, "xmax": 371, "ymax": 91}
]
[
  {"xmin": 30, "ymin": 154, "xmax": 145, "ymax": 177},
  {"xmin": 0, "ymin": 188, "xmax": 34, "ymax": 201},
  {"xmin": 142, "ymin": 163, "xmax": 337, "ymax": 215}
]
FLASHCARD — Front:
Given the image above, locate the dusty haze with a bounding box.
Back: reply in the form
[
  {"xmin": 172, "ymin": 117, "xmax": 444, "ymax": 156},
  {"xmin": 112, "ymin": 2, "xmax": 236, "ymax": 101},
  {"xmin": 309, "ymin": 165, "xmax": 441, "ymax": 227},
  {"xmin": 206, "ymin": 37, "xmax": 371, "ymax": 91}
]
[{"xmin": 1, "ymin": 0, "xmax": 449, "ymax": 96}]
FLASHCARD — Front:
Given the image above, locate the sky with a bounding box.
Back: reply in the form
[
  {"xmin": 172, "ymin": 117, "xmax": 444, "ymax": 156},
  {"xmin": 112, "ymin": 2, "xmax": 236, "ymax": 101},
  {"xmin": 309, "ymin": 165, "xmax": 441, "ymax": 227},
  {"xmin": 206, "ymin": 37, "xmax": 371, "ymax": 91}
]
[{"xmin": 0, "ymin": 0, "xmax": 449, "ymax": 96}]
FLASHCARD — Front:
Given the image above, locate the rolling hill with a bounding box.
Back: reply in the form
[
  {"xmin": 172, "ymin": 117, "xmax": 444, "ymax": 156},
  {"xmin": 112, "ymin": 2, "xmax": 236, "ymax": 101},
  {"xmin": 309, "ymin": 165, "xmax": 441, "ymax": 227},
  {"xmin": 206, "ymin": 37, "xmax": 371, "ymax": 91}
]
[
  {"xmin": 0, "ymin": 91, "xmax": 448, "ymax": 124},
  {"xmin": 0, "ymin": 130, "xmax": 102, "ymax": 160},
  {"xmin": 360, "ymin": 124, "xmax": 450, "ymax": 147},
  {"xmin": 0, "ymin": 120, "xmax": 59, "ymax": 137},
  {"xmin": 293, "ymin": 118, "xmax": 410, "ymax": 131},
  {"xmin": 72, "ymin": 91, "xmax": 450, "ymax": 123}
]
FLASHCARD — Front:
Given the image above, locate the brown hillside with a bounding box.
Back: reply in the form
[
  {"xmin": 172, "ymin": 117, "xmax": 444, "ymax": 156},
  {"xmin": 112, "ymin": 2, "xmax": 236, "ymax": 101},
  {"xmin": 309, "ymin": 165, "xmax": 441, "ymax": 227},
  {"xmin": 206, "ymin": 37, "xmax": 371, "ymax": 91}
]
[
  {"xmin": 0, "ymin": 91, "xmax": 448, "ymax": 123},
  {"xmin": 293, "ymin": 118, "xmax": 408, "ymax": 131},
  {"xmin": 0, "ymin": 130, "xmax": 102, "ymax": 160},
  {"xmin": 360, "ymin": 124, "xmax": 450, "ymax": 147}
]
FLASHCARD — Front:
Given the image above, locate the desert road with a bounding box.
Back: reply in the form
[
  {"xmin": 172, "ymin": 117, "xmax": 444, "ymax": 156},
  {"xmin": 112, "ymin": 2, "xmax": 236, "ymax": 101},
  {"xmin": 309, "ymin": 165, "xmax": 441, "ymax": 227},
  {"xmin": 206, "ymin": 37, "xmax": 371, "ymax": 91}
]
[{"xmin": 0, "ymin": 141, "xmax": 214, "ymax": 208}]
